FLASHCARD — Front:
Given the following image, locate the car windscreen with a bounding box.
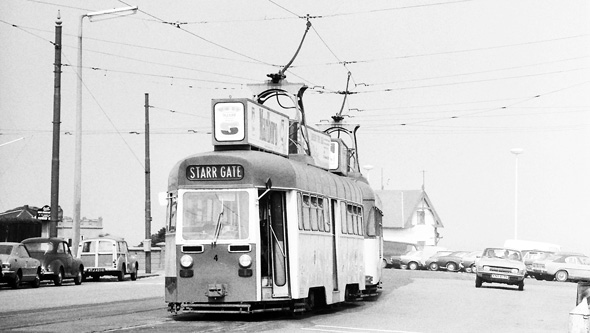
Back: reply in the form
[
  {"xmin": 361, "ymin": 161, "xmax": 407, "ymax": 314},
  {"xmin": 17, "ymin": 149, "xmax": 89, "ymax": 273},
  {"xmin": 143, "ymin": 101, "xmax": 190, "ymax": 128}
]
[
  {"xmin": 25, "ymin": 242, "xmax": 53, "ymax": 253},
  {"xmin": 0, "ymin": 244, "xmax": 13, "ymax": 255}
]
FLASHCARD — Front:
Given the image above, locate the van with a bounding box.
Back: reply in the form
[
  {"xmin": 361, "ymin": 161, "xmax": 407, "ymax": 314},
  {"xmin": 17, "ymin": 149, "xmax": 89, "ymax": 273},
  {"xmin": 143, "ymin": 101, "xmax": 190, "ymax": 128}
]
[{"xmin": 77, "ymin": 237, "xmax": 138, "ymax": 281}]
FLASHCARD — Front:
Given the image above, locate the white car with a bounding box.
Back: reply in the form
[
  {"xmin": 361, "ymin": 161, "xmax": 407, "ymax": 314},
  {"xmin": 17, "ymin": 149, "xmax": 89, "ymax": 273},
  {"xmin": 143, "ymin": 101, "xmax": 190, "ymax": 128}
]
[
  {"xmin": 475, "ymin": 248, "xmax": 526, "ymax": 291},
  {"xmin": 533, "ymin": 253, "xmax": 590, "ymax": 282}
]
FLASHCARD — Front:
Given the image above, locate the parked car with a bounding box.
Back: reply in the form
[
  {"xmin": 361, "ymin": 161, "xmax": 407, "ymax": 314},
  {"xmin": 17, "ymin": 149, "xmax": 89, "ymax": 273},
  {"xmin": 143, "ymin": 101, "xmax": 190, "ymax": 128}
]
[
  {"xmin": 426, "ymin": 251, "xmax": 467, "ymax": 271},
  {"xmin": 400, "ymin": 250, "xmax": 425, "ymax": 270},
  {"xmin": 475, "ymin": 247, "xmax": 526, "ymax": 290},
  {"xmin": 531, "ymin": 253, "xmax": 590, "ymax": 282},
  {"xmin": 400, "ymin": 246, "xmax": 449, "ymax": 270},
  {"xmin": 383, "ymin": 241, "xmax": 417, "ymax": 269},
  {"xmin": 22, "ymin": 237, "xmax": 84, "ymax": 286},
  {"xmin": 77, "ymin": 237, "xmax": 138, "ymax": 281},
  {"xmin": 0, "ymin": 242, "xmax": 42, "ymax": 288},
  {"xmin": 530, "ymin": 252, "xmax": 584, "ymax": 281},
  {"xmin": 460, "ymin": 251, "xmax": 482, "ymax": 273},
  {"xmin": 522, "ymin": 250, "xmax": 553, "ymax": 277}
]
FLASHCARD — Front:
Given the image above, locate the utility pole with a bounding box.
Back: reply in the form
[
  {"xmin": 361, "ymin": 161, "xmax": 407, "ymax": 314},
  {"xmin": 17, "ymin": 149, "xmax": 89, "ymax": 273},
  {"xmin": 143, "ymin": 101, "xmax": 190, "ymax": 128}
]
[
  {"xmin": 144, "ymin": 93, "xmax": 152, "ymax": 274},
  {"xmin": 50, "ymin": 12, "xmax": 62, "ymax": 238}
]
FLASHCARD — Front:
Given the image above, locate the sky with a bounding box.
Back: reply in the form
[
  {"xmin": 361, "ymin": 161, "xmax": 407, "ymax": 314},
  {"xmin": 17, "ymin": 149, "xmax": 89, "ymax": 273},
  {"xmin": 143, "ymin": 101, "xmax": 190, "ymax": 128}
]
[{"xmin": 1, "ymin": 0, "xmax": 589, "ymax": 252}]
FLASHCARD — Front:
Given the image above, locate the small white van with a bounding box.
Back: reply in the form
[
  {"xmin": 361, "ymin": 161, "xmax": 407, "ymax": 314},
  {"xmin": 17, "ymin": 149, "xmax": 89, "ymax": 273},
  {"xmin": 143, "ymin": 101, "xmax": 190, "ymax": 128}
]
[{"xmin": 77, "ymin": 237, "xmax": 138, "ymax": 281}]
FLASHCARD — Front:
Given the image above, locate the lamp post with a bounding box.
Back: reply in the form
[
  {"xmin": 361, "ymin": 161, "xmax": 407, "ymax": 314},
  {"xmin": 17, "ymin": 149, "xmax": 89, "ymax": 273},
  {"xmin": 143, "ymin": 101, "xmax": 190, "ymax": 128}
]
[
  {"xmin": 510, "ymin": 148, "xmax": 524, "ymax": 240},
  {"xmin": 73, "ymin": 6, "xmax": 138, "ymax": 255},
  {"xmin": 363, "ymin": 165, "xmax": 374, "ymax": 183}
]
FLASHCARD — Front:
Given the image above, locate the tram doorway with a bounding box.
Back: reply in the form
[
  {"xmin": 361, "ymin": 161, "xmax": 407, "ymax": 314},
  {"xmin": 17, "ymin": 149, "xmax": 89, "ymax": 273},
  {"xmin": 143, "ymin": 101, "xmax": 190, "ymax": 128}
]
[{"xmin": 259, "ymin": 191, "xmax": 289, "ymax": 298}]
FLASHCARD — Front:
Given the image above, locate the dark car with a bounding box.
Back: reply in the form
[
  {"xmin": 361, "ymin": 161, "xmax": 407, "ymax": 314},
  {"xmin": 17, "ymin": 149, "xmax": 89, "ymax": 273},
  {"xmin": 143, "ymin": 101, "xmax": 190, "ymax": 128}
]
[
  {"xmin": 383, "ymin": 241, "xmax": 418, "ymax": 269},
  {"xmin": 0, "ymin": 242, "xmax": 42, "ymax": 289},
  {"xmin": 22, "ymin": 237, "xmax": 84, "ymax": 286},
  {"xmin": 426, "ymin": 251, "xmax": 470, "ymax": 272}
]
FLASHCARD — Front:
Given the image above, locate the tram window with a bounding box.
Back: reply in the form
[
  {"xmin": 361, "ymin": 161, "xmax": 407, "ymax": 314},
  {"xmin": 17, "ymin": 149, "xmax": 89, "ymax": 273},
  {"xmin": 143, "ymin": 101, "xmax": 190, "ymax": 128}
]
[
  {"xmin": 340, "ymin": 203, "xmax": 347, "ymax": 234},
  {"xmin": 310, "ymin": 196, "xmax": 318, "ymax": 231},
  {"xmin": 323, "ymin": 201, "xmax": 330, "ymax": 232},
  {"xmin": 182, "ymin": 191, "xmax": 249, "ymax": 240},
  {"xmin": 166, "ymin": 194, "xmax": 177, "ymax": 232},
  {"xmin": 297, "ymin": 193, "xmax": 304, "ymax": 230},
  {"xmin": 317, "ymin": 198, "xmax": 324, "ymax": 232},
  {"xmin": 302, "ymin": 194, "xmax": 311, "ymax": 230},
  {"xmin": 347, "ymin": 204, "xmax": 354, "ymax": 234},
  {"xmin": 358, "ymin": 207, "xmax": 364, "ymax": 235}
]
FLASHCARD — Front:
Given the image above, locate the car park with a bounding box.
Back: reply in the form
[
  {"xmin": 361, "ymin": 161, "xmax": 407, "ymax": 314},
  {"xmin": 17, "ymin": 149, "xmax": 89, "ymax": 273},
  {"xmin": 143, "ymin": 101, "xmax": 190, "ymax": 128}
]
[
  {"xmin": 531, "ymin": 252, "xmax": 590, "ymax": 282},
  {"xmin": 475, "ymin": 247, "xmax": 526, "ymax": 290},
  {"xmin": 77, "ymin": 237, "xmax": 138, "ymax": 281},
  {"xmin": 426, "ymin": 251, "xmax": 467, "ymax": 272},
  {"xmin": 0, "ymin": 242, "xmax": 41, "ymax": 289},
  {"xmin": 460, "ymin": 250, "xmax": 482, "ymax": 273},
  {"xmin": 22, "ymin": 237, "xmax": 84, "ymax": 286}
]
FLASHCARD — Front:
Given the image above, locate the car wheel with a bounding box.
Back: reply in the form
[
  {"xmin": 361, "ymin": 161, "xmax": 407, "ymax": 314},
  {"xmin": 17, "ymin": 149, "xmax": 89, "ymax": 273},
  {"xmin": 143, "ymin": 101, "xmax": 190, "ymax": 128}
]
[
  {"xmin": 131, "ymin": 271, "xmax": 137, "ymax": 281},
  {"xmin": 54, "ymin": 268, "xmax": 63, "ymax": 286},
  {"xmin": 446, "ymin": 262, "xmax": 457, "ymax": 272},
  {"xmin": 475, "ymin": 276, "xmax": 482, "ymax": 288},
  {"xmin": 381, "ymin": 259, "xmax": 387, "ymax": 269},
  {"xmin": 408, "ymin": 262, "xmax": 419, "ymax": 270},
  {"xmin": 555, "ymin": 270, "xmax": 569, "ymax": 282},
  {"xmin": 31, "ymin": 271, "xmax": 41, "ymax": 288},
  {"xmin": 74, "ymin": 270, "xmax": 83, "ymax": 285},
  {"xmin": 429, "ymin": 262, "xmax": 439, "ymax": 271},
  {"xmin": 518, "ymin": 281, "xmax": 524, "ymax": 291},
  {"xmin": 10, "ymin": 271, "xmax": 22, "ymax": 289},
  {"xmin": 117, "ymin": 265, "xmax": 125, "ymax": 281}
]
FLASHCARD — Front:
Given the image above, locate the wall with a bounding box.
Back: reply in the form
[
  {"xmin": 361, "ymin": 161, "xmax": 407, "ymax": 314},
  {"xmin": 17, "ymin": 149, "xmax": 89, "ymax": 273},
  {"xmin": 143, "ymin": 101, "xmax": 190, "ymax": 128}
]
[{"xmin": 129, "ymin": 247, "xmax": 165, "ymax": 271}]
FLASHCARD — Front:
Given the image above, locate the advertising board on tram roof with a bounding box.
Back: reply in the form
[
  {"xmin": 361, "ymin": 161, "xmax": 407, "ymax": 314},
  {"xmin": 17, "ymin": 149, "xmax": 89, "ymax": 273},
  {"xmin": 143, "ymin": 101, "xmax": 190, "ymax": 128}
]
[{"xmin": 212, "ymin": 99, "xmax": 289, "ymax": 156}]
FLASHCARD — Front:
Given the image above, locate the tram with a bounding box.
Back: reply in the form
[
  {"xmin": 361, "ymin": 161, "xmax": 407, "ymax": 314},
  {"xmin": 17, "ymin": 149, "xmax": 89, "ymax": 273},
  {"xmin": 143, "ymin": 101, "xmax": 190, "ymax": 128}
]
[{"xmin": 164, "ymin": 81, "xmax": 383, "ymax": 314}]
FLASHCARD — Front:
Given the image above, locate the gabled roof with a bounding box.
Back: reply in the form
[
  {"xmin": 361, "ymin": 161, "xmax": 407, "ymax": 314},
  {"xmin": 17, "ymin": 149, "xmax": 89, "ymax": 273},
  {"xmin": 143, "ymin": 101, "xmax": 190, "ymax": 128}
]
[
  {"xmin": 0, "ymin": 205, "xmax": 41, "ymax": 224},
  {"xmin": 376, "ymin": 190, "xmax": 444, "ymax": 229}
]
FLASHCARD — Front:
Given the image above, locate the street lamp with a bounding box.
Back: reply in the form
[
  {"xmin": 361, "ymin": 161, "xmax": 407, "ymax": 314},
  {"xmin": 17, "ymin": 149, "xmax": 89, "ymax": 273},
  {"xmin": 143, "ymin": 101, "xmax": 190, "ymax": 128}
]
[
  {"xmin": 363, "ymin": 165, "xmax": 374, "ymax": 183},
  {"xmin": 73, "ymin": 6, "xmax": 138, "ymax": 255},
  {"xmin": 510, "ymin": 148, "xmax": 524, "ymax": 240}
]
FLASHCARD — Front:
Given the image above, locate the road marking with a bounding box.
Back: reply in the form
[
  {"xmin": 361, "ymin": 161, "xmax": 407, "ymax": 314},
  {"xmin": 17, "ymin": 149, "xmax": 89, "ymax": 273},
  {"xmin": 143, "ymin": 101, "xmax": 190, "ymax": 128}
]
[
  {"xmin": 101, "ymin": 320, "xmax": 167, "ymax": 331},
  {"xmin": 302, "ymin": 325, "xmax": 424, "ymax": 333}
]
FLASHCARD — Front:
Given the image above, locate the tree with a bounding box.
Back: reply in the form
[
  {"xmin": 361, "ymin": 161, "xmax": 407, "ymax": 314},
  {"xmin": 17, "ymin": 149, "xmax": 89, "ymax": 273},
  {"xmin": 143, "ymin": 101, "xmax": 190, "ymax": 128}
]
[{"xmin": 137, "ymin": 227, "xmax": 166, "ymax": 247}]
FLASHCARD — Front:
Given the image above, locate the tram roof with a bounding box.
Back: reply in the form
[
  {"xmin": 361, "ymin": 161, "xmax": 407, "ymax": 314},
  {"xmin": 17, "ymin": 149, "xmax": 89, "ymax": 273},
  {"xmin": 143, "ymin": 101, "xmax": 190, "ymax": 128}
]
[{"xmin": 169, "ymin": 150, "xmax": 364, "ymax": 202}]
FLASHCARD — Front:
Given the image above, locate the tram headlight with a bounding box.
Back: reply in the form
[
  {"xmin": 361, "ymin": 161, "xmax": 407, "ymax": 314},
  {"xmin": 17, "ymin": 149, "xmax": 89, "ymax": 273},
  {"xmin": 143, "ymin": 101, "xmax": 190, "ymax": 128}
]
[
  {"xmin": 238, "ymin": 254, "xmax": 252, "ymax": 268},
  {"xmin": 180, "ymin": 255, "xmax": 194, "ymax": 268}
]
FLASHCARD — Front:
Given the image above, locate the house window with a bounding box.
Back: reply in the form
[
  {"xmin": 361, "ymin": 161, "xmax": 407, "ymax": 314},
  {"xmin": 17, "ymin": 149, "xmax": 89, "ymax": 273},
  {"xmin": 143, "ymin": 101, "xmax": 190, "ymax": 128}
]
[{"xmin": 417, "ymin": 210, "xmax": 425, "ymax": 225}]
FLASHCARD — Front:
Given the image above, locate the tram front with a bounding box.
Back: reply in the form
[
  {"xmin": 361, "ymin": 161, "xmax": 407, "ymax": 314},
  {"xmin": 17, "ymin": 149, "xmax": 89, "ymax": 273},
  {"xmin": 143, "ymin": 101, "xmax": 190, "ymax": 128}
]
[{"xmin": 164, "ymin": 151, "xmax": 294, "ymax": 314}]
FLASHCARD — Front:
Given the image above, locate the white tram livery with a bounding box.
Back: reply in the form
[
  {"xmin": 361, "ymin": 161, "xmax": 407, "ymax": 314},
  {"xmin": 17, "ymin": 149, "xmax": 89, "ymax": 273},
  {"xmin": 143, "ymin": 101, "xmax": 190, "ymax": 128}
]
[{"xmin": 165, "ymin": 84, "xmax": 383, "ymax": 314}]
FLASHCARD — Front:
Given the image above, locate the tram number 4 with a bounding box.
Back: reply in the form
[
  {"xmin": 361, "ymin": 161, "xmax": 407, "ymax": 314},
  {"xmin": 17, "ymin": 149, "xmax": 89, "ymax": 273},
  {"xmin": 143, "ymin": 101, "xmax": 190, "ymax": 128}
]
[{"xmin": 214, "ymin": 255, "xmax": 218, "ymax": 261}]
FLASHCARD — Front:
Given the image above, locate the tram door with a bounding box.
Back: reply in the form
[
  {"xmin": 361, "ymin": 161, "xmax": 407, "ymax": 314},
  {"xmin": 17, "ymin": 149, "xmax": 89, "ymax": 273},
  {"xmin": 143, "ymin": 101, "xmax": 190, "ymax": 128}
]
[
  {"xmin": 259, "ymin": 191, "xmax": 289, "ymax": 298},
  {"xmin": 331, "ymin": 199, "xmax": 339, "ymax": 291}
]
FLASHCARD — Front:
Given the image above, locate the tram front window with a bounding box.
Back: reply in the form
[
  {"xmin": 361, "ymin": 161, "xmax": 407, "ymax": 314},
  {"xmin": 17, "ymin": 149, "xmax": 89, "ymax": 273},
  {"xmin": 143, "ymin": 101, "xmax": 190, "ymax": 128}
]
[{"xmin": 182, "ymin": 191, "xmax": 249, "ymax": 240}]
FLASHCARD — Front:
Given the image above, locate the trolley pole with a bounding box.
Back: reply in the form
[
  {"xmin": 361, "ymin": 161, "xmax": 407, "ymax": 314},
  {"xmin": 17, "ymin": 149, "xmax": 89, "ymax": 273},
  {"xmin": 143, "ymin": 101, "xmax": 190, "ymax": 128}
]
[
  {"xmin": 144, "ymin": 93, "xmax": 152, "ymax": 274},
  {"xmin": 49, "ymin": 12, "xmax": 62, "ymax": 238}
]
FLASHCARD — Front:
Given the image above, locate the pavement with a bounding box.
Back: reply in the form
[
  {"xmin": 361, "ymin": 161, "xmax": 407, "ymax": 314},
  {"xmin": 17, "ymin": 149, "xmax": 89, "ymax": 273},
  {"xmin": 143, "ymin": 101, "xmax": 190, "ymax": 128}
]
[{"xmin": 137, "ymin": 269, "xmax": 163, "ymax": 279}]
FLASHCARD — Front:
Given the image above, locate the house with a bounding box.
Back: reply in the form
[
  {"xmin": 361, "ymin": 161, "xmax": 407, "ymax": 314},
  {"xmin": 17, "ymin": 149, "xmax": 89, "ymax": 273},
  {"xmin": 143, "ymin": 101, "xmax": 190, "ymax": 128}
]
[
  {"xmin": 0, "ymin": 205, "xmax": 104, "ymax": 243},
  {"xmin": 376, "ymin": 190, "xmax": 443, "ymax": 247}
]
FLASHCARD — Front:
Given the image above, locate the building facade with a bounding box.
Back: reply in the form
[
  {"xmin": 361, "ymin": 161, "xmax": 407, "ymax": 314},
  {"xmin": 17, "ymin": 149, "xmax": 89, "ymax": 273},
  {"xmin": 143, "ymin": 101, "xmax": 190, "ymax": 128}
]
[{"xmin": 376, "ymin": 190, "xmax": 443, "ymax": 247}]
